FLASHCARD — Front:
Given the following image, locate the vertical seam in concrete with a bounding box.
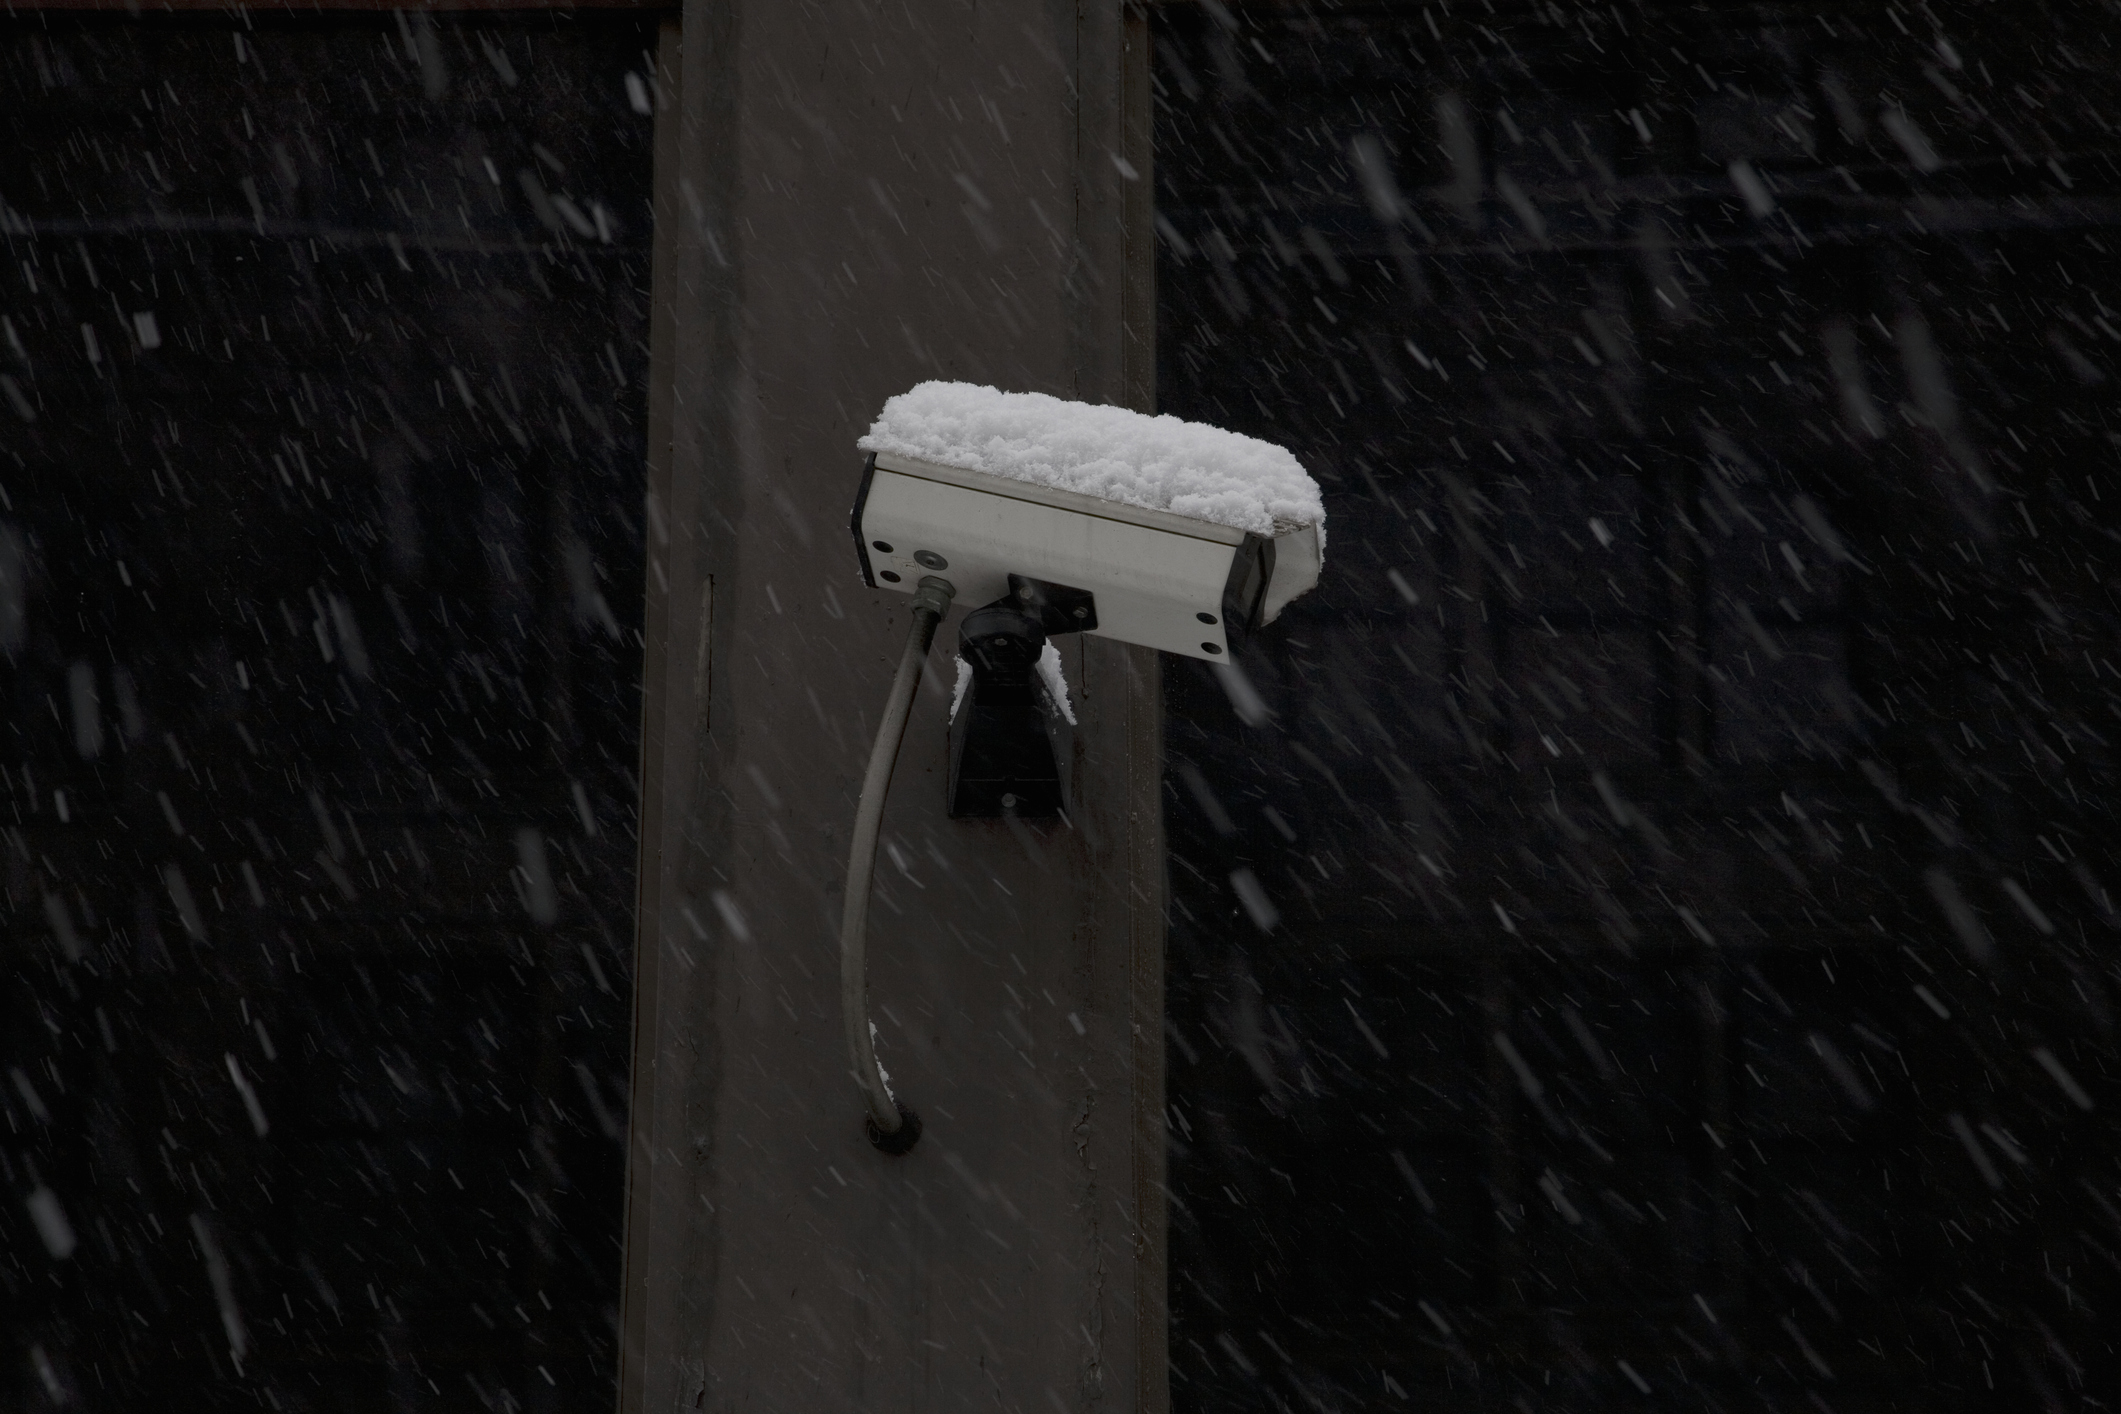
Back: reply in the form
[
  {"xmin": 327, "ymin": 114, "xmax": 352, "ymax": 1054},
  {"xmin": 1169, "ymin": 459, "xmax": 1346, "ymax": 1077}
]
[
  {"xmin": 1118, "ymin": 13, "xmax": 1168, "ymax": 1414},
  {"xmin": 1120, "ymin": 5, "xmax": 1156, "ymax": 420},
  {"xmin": 1111, "ymin": 9, "xmax": 1168, "ymax": 1414},
  {"xmin": 617, "ymin": 20, "xmax": 685, "ymax": 1408},
  {"xmin": 619, "ymin": 0, "xmax": 744, "ymax": 1407},
  {"xmin": 1071, "ymin": 0, "xmax": 1089, "ymax": 404}
]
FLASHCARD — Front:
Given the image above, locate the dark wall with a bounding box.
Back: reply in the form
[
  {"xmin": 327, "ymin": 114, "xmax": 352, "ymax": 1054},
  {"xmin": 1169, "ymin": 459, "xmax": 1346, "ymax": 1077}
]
[
  {"xmin": 0, "ymin": 13, "xmax": 652, "ymax": 1409},
  {"xmin": 1156, "ymin": 3, "xmax": 2121, "ymax": 1411}
]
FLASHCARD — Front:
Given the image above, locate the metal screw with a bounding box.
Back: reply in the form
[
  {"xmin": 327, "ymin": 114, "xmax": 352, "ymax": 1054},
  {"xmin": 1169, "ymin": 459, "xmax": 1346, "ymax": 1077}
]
[{"xmin": 914, "ymin": 550, "xmax": 948, "ymax": 570}]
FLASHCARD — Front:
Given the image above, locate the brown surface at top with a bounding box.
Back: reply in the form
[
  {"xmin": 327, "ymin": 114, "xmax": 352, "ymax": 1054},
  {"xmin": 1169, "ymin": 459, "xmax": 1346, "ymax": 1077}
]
[{"xmin": 5, "ymin": 0, "xmax": 675, "ymax": 11}]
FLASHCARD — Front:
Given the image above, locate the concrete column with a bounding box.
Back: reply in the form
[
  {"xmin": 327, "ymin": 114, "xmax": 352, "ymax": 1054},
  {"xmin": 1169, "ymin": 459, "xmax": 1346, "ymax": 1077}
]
[{"xmin": 619, "ymin": 6, "xmax": 1165, "ymax": 1412}]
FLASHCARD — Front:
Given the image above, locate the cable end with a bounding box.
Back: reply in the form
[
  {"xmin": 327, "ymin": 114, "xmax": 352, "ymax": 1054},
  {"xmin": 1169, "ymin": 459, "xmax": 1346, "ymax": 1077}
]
[
  {"xmin": 865, "ymin": 1102, "xmax": 923, "ymax": 1156},
  {"xmin": 911, "ymin": 575, "xmax": 956, "ymax": 617}
]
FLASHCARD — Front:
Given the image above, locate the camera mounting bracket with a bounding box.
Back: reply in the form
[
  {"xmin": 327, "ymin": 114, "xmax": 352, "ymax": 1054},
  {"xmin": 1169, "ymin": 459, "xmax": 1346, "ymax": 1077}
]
[{"xmin": 947, "ymin": 579, "xmax": 1093, "ymax": 819}]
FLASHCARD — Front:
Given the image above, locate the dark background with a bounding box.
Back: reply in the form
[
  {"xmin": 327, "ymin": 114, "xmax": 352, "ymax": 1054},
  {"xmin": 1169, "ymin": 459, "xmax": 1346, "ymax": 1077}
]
[
  {"xmin": 1155, "ymin": 3, "xmax": 2121, "ymax": 1411},
  {"xmin": 0, "ymin": 12, "xmax": 651, "ymax": 1409},
  {"xmin": 9, "ymin": 2, "xmax": 2121, "ymax": 1412}
]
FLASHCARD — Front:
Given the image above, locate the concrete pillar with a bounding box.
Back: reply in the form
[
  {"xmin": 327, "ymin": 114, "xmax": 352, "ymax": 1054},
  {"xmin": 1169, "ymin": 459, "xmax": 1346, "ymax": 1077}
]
[{"xmin": 618, "ymin": 6, "xmax": 1165, "ymax": 1411}]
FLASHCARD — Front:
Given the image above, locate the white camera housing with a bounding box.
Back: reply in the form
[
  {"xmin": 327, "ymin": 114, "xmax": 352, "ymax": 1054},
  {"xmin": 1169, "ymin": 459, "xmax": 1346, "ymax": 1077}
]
[{"xmin": 852, "ymin": 451, "xmax": 1322, "ymax": 661}]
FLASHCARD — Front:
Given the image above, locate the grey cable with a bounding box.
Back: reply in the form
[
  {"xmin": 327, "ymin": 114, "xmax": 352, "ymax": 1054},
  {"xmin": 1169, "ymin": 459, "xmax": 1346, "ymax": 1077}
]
[{"xmin": 842, "ymin": 575, "xmax": 955, "ymax": 1144}]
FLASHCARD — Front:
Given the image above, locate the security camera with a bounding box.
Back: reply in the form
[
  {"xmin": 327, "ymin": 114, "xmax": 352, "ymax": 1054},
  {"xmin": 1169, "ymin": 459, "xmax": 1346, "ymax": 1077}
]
[
  {"xmin": 852, "ymin": 449, "xmax": 1321, "ymax": 661},
  {"xmin": 837, "ymin": 382, "xmax": 1326, "ymax": 1153}
]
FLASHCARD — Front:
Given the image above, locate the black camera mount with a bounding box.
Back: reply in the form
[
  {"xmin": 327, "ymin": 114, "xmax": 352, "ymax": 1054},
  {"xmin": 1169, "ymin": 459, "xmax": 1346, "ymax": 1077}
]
[{"xmin": 947, "ymin": 575, "xmax": 1096, "ymax": 818}]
